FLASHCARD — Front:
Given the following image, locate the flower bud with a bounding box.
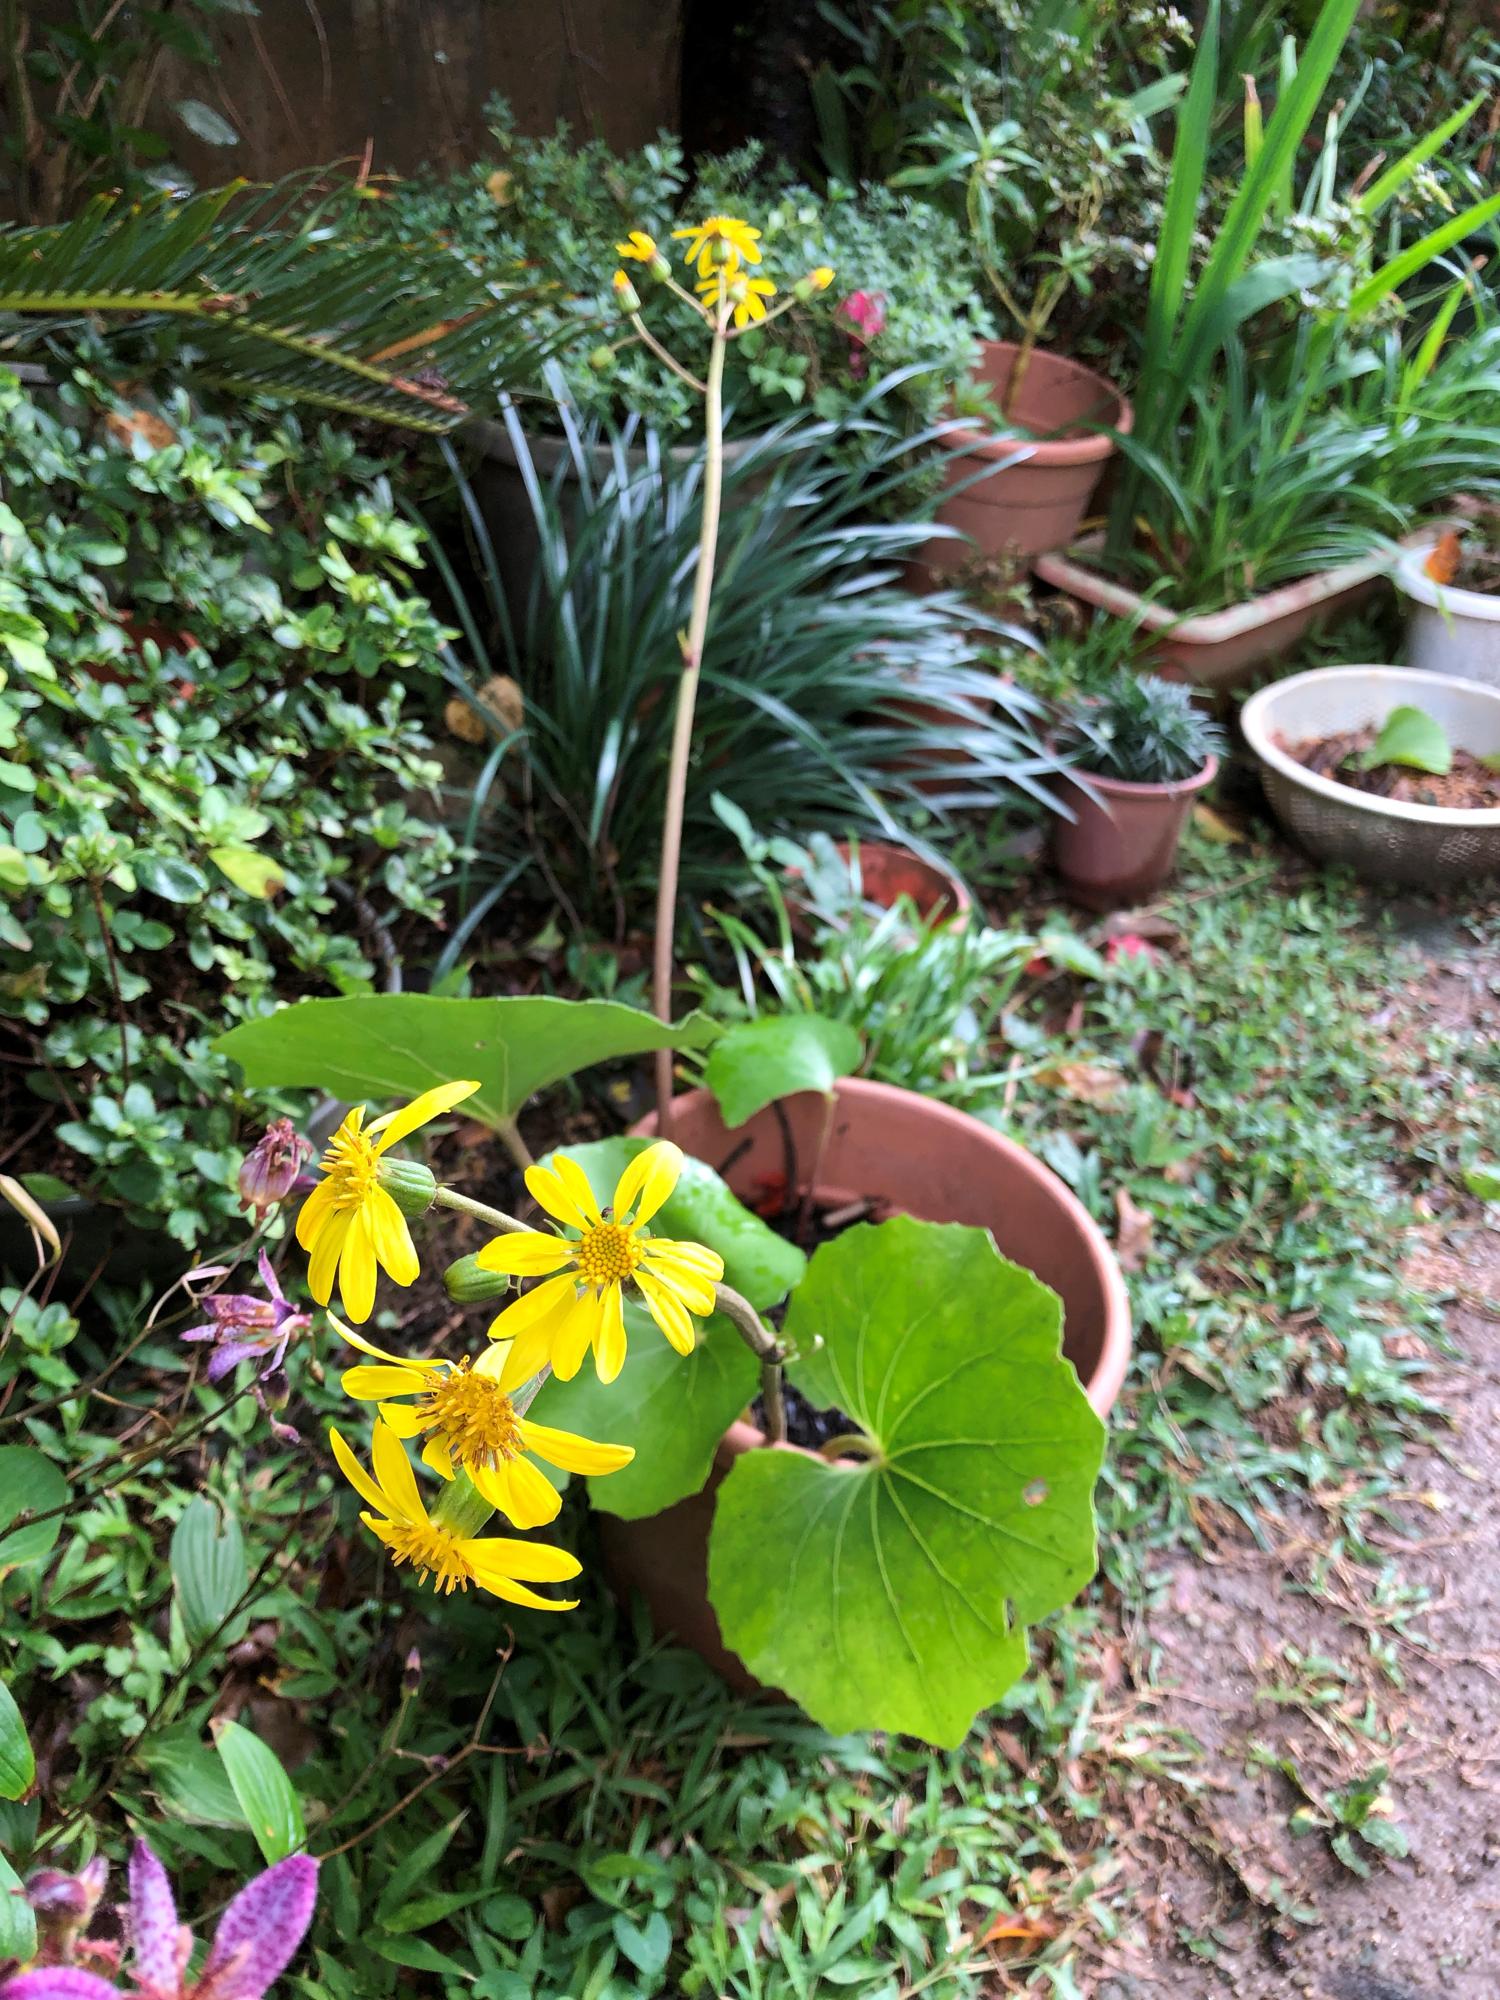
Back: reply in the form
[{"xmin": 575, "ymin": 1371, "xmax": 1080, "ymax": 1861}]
[
  {"xmin": 649, "ymin": 253, "xmax": 672, "ymax": 284},
  {"xmin": 375, "ymin": 1159, "xmax": 437, "ymax": 1219},
  {"xmin": 237, "ymin": 1118, "xmax": 312, "ymax": 1215},
  {"xmin": 611, "ymin": 269, "xmax": 641, "ymax": 314},
  {"xmin": 443, "ymin": 1252, "xmax": 512, "ymax": 1304},
  {"xmin": 588, "ymin": 344, "xmax": 616, "ymax": 373},
  {"xmin": 403, "ymin": 1646, "xmax": 423, "ymax": 1697},
  {"xmin": 793, "ymin": 265, "xmax": 836, "ymax": 302}
]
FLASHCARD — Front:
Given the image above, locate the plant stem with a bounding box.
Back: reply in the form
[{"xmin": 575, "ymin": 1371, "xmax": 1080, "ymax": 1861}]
[
  {"xmin": 432, "ymin": 1186, "xmax": 527, "ymax": 1234},
  {"xmin": 652, "ymin": 306, "xmax": 729, "ymax": 1132},
  {"xmin": 495, "ymin": 1115, "xmax": 534, "ymax": 1172}
]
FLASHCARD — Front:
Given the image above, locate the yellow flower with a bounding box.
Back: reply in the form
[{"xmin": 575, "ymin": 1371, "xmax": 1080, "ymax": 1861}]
[
  {"xmin": 615, "ymin": 229, "xmax": 658, "ymax": 262},
  {"xmin": 671, "ymin": 214, "xmax": 763, "ymax": 278},
  {"xmin": 476, "ymin": 1143, "xmax": 724, "ymax": 1388},
  {"xmin": 330, "ymin": 1420, "xmax": 581, "ymax": 1608},
  {"xmin": 810, "ymin": 265, "xmax": 834, "ymax": 291},
  {"xmin": 611, "ymin": 268, "xmax": 642, "ymax": 313},
  {"xmin": 331, "ymin": 1317, "xmax": 633, "ymax": 1528},
  {"xmin": 295, "ymin": 1080, "xmax": 479, "ymax": 1324},
  {"xmin": 697, "ymin": 267, "xmax": 776, "ymax": 328}
]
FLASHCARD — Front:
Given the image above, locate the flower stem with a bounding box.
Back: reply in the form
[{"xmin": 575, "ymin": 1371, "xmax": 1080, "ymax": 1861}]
[
  {"xmin": 430, "ymin": 1467, "xmax": 495, "ymax": 1537},
  {"xmin": 432, "ymin": 1186, "xmax": 527, "ymax": 1234},
  {"xmin": 652, "ymin": 308, "xmax": 729, "ymax": 1133},
  {"xmin": 712, "ymin": 1279, "xmax": 787, "ymax": 1446}
]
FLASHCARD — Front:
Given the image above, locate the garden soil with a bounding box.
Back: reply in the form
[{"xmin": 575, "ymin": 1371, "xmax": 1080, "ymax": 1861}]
[{"xmin": 1119, "ymin": 907, "xmax": 1500, "ymax": 1997}]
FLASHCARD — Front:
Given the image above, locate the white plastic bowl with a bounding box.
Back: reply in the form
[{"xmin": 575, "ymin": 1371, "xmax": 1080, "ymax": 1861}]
[
  {"xmin": 1240, "ymin": 665, "xmax": 1500, "ymax": 887},
  {"xmin": 1397, "ymin": 542, "xmax": 1500, "ymax": 690}
]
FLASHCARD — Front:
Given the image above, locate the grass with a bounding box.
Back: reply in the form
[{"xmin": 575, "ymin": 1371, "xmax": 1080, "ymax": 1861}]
[{"xmin": 3, "ymin": 827, "xmax": 1473, "ymax": 1997}]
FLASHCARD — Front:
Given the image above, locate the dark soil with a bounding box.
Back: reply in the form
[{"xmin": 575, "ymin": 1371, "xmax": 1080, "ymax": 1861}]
[
  {"xmin": 1280, "ymin": 728, "xmax": 1500, "ymax": 810},
  {"xmin": 750, "ymin": 1380, "xmax": 851, "ymax": 1450},
  {"xmin": 748, "ymin": 1192, "xmax": 891, "ymax": 1445}
]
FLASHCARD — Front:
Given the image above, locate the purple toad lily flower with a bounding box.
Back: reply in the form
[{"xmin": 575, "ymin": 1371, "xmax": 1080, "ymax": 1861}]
[
  {"xmin": 180, "ymin": 1254, "xmax": 308, "ymax": 1385},
  {"xmin": 236, "ymin": 1122, "xmax": 312, "ymax": 1218},
  {"xmin": 0, "ymin": 1841, "xmax": 318, "ymax": 2000}
]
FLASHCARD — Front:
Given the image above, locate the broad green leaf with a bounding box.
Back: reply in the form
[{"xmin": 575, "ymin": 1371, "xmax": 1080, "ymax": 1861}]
[
  {"xmin": 212, "ymin": 1719, "xmax": 304, "ymax": 1862},
  {"xmin": 704, "ymin": 1016, "xmax": 862, "ymax": 1130},
  {"xmin": 0, "ymin": 1445, "xmax": 67, "ymax": 1568},
  {"xmin": 141, "ymin": 1729, "xmax": 252, "ymax": 1829},
  {"xmin": 539, "ymin": 1138, "xmax": 805, "ymax": 1312},
  {"xmin": 0, "ymin": 1850, "xmax": 34, "ymax": 1963},
  {"xmin": 135, "ymin": 853, "xmax": 209, "ymax": 903},
  {"xmin": 614, "ymin": 1912, "xmax": 672, "ymax": 1977},
  {"xmin": 1360, "ymin": 706, "xmax": 1450, "ymax": 776},
  {"xmin": 209, "ymin": 844, "xmax": 285, "ymax": 898},
  {"xmin": 530, "ymin": 1304, "xmax": 757, "ymax": 1521},
  {"xmin": 171, "ymin": 1496, "xmax": 249, "ymax": 1647},
  {"xmin": 0, "ymin": 1680, "xmax": 33, "ymax": 1799},
  {"xmin": 708, "ymin": 1217, "xmax": 1104, "ymax": 1745},
  {"xmin": 1464, "ymin": 1163, "xmax": 1500, "ymax": 1202},
  {"xmin": 214, "ymin": 995, "xmax": 720, "ymax": 1129}
]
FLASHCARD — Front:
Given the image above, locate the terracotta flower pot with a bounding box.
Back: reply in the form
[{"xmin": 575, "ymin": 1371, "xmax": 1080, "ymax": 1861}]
[
  {"xmin": 919, "ymin": 341, "xmax": 1131, "ymax": 576},
  {"xmin": 787, "ymin": 839, "xmax": 971, "ymax": 926},
  {"xmin": 599, "ymin": 1079, "xmax": 1132, "ymax": 1680},
  {"xmin": 1051, "ymin": 757, "xmax": 1217, "ymax": 911}
]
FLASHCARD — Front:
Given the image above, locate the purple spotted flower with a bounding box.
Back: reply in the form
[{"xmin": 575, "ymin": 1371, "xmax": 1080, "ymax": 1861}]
[
  {"xmin": 236, "ymin": 1121, "xmax": 312, "ymax": 1218},
  {"xmin": 180, "ymin": 1253, "xmax": 307, "ymax": 1385},
  {"xmin": 0, "ymin": 1840, "xmax": 317, "ymax": 1999}
]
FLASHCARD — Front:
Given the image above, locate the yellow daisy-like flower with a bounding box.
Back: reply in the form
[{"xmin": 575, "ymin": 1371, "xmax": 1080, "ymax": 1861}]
[
  {"xmin": 697, "ymin": 267, "xmax": 776, "ymax": 328},
  {"xmin": 476, "ymin": 1142, "xmax": 724, "ymax": 1389},
  {"xmin": 331, "ymin": 1317, "xmax": 634, "ymax": 1529},
  {"xmin": 809, "ymin": 265, "xmax": 835, "ymax": 291},
  {"xmin": 671, "ymin": 214, "xmax": 763, "ymax": 278},
  {"xmin": 615, "ymin": 229, "xmax": 658, "ymax": 263},
  {"xmin": 295, "ymin": 1080, "xmax": 479, "ymax": 1324},
  {"xmin": 329, "ymin": 1419, "xmax": 581, "ymax": 1609}
]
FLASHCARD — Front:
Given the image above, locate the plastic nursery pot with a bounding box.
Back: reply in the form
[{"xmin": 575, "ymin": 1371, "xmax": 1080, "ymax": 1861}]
[
  {"xmin": 1397, "ymin": 542, "xmax": 1500, "ymax": 691},
  {"xmin": 917, "ymin": 340, "xmax": 1132, "ymax": 577},
  {"xmin": 1050, "ymin": 756, "xmax": 1218, "ymax": 911},
  {"xmin": 1034, "ymin": 539, "xmax": 1393, "ymax": 691},
  {"xmin": 598, "ymin": 1078, "xmax": 1132, "ymax": 1681}
]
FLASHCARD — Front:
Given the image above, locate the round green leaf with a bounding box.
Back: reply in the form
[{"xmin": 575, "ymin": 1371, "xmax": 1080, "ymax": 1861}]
[
  {"xmin": 1360, "ymin": 705, "xmax": 1451, "ymax": 775},
  {"xmin": 708, "ymin": 1216, "xmax": 1105, "ymax": 1746},
  {"xmin": 0, "ymin": 1445, "xmax": 67, "ymax": 1568},
  {"xmin": 0, "ymin": 1680, "xmax": 34, "ymax": 1800},
  {"xmin": 704, "ymin": 1015, "xmax": 863, "ymax": 1130}
]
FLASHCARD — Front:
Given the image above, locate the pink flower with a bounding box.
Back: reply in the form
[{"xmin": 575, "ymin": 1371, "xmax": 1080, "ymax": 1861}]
[
  {"xmin": 836, "ymin": 290, "xmax": 886, "ymax": 378},
  {"xmin": 0, "ymin": 1841, "xmax": 318, "ymax": 2000},
  {"xmin": 180, "ymin": 1252, "xmax": 308, "ymax": 1384},
  {"xmin": 1104, "ymin": 934, "xmax": 1162, "ymax": 967},
  {"xmin": 237, "ymin": 1122, "xmax": 312, "ymax": 1217}
]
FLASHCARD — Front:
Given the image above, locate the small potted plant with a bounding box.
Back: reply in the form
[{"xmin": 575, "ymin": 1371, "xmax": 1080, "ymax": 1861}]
[
  {"xmin": 1397, "ymin": 525, "xmax": 1500, "ymax": 689},
  {"xmin": 1052, "ymin": 671, "xmax": 1223, "ymax": 908}
]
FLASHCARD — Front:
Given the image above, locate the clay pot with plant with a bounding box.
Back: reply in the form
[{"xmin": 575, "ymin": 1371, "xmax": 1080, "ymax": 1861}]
[{"xmin": 1052, "ymin": 671, "xmax": 1224, "ymax": 909}]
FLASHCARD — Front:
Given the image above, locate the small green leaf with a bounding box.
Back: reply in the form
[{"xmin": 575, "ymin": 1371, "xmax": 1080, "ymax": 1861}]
[
  {"xmin": 136, "ymin": 853, "xmax": 210, "ymax": 903},
  {"xmin": 212, "ymin": 1719, "xmax": 304, "ymax": 1862},
  {"xmin": 209, "ymin": 845, "xmax": 285, "ymax": 898},
  {"xmin": 1360, "ymin": 706, "xmax": 1451, "ymax": 776},
  {"xmin": 1463, "ymin": 1163, "xmax": 1500, "ymax": 1202},
  {"xmin": 0, "ymin": 1850, "xmax": 35, "ymax": 1963},
  {"xmin": 704, "ymin": 1015, "xmax": 862, "ymax": 1129},
  {"xmin": 141, "ymin": 1729, "xmax": 252, "ymax": 1829},
  {"xmin": 171, "ymin": 1496, "xmax": 249, "ymax": 1647},
  {"xmin": 0, "ymin": 1681, "xmax": 34, "ymax": 1800},
  {"xmin": 613, "ymin": 1912, "xmax": 672, "ymax": 1977},
  {"xmin": 0, "ymin": 1445, "xmax": 67, "ymax": 1568},
  {"xmin": 708, "ymin": 1216, "xmax": 1105, "ymax": 1745}
]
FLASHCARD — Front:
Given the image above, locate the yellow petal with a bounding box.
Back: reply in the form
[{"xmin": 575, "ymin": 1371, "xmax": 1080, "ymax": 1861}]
[
  {"xmin": 307, "ymin": 1208, "xmax": 353, "ymax": 1307},
  {"xmin": 329, "ymin": 1425, "xmax": 392, "ymax": 1517},
  {"xmin": 613, "ymin": 1141, "xmax": 682, "ymax": 1226},
  {"xmin": 640, "ymin": 1237, "xmax": 723, "ymax": 1277},
  {"xmin": 336, "ymin": 1208, "xmax": 378, "ymax": 1324},
  {"xmin": 475, "ymin": 1231, "xmax": 575, "ymax": 1277},
  {"xmin": 379, "ymin": 1401, "xmax": 425, "ymax": 1439},
  {"xmin": 466, "ymin": 1536, "xmax": 582, "ymax": 1582},
  {"xmin": 636, "ymin": 1271, "xmax": 696, "ymax": 1355},
  {"xmin": 595, "ymin": 1284, "xmax": 627, "ymax": 1384},
  {"xmin": 367, "ymin": 1184, "xmax": 419, "ymax": 1285},
  {"xmin": 420, "ymin": 1434, "xmax": 454, "ymax": 1476},
  {"xmin": 475, "ymin": 1342, "xmax": 510, "ymax": 1381},
  {"xmin": 371, "ymin": 1418, "xmax": 425, "ymax": 1524},
  {"xmin": 471, "ymin": 1573, "xmax": 579, "ymax": 1612},
  {"xmin": 495, "ymin": 1320, "xmax": 555, "ymax": 1392},
  {"xmin": 487, "ymin": 1270, "xmax": 578, "ymax": 1334},
  {"xmin": 329, "ymin": 1317, "xmax": 415, "ymax": 1367},
  {"xmin": 341, "ymin": 1363, "xmax": 424, "ymax": 1401},
  {"xmin": 295, "ymin": 1175, "xmax": 339, "ymax": 1251},
  {"xmin": 474, "ymin": 1454, "xmax": 561, "ymax": 1528},
  {"xmin": 368, "ymin": 1079, "xmax": 480, "ymax": 1153},
  {"xmin": 638, "ymin": 1250, "xmax": 717, "ymax": 1316},
  {"xmin": 551, "ymin": 1289, "xmax": 603, "ymax": 1381},
  {"xmin": 519, "ymin": 1419, "xmax": 634, "ymax": 1476}
]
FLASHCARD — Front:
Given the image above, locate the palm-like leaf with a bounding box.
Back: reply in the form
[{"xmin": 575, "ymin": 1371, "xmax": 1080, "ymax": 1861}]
[{"xmin": 0, "ymin": 174, "xmax": 570, "ymax": 430}]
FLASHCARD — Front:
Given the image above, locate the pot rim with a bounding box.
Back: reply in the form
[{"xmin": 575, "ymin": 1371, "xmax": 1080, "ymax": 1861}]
[
  {"xmin": 638, "ymin": 1076, "xmax": 1132, "ymax": 1419},
  {"xmin": 948, "ymin": 340, "xmax": 1133, "ymax": 468},
  {"xmin": 1068, "ymin": 755, "xmax": 1219, "ymax": 802},
  {"xmin": 1241, "ymin": 665, "xmax": 1500, "ymax": 828},
  {"xmin": 1396, "ymin": 541, "xmax": 1500, "ymax": 623}
]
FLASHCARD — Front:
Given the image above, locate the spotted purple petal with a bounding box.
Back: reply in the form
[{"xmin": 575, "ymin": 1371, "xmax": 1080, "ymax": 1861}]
[
  {"xmin": 0, "ymin": 1972, "xmax": 121, "ymax": 2000},
  {"xmin": 256, "ymin": 1250, "xmax": 285, "ymax": 1310},
  {"xmin": 128, "ymin": 1840, "xmax": 185, "ymax": 1996},
  {"xmin": 204, "ymin": 1341, "xmax": 262, "ymax": 1383},
  {"xmin": 196, "ymin": 1854, "xmax": 318, "ymax": 2000}
]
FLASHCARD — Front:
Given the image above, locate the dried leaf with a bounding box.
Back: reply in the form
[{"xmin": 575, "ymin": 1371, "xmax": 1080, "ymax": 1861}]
[
  {"xmin": 1114, "ymin": 1187, "xmax": 1155, "ymax": 1271},
  {"xmin": 1038, "ymin": 1061, "xmax": 1125, "ymax": 1106},
  {"xmin": 1192, "ymin": 804, "xmax": 1246, "ymax": 844},
  {"xmin": 1424, "ymin": 528, "xmax": 1462, "ymax": 583}
]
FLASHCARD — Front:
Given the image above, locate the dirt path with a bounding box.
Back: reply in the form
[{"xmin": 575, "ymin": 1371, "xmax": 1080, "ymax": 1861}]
[{"xmin": 1123, "ymin": 919, "xmax": 1500, "ymax": 1996}]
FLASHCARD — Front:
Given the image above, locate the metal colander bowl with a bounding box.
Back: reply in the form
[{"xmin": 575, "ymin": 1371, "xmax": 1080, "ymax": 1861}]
[{"xmin": 1240, "ymin": 665, "xmax": 1500, "ymax": 888}]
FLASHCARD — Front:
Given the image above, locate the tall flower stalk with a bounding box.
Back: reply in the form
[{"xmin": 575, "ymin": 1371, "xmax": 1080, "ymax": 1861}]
[{"xmin": 610, "ymin": 221, "xmax": 833, "ymax": 1130}]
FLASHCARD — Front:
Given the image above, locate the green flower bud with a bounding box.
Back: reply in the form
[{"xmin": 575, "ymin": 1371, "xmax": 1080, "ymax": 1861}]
[
  {"xmin": 443, "ymin": 1252, "xmax": 512, "ymax": 1305},
  {"xmin": 649, "ymin": 253, "xmax": 672, "ymax": 284},
  {"xmin": 376, "ymin": 1159, "xmax": 437, "ymax": 1219},
  {"xmin": 588, "ymin": 344, "xmax": 616, "ymax": 373}
]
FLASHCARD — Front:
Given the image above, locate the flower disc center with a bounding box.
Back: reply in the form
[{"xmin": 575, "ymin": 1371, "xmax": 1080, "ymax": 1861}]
[
  {"xmin": 383, "ymin": 1520, "xmax": 474, "ymax": 1595},
  {"xmin": 418, "ymin": 1364, "xmax": 522, "ymax": 1466},
  {"xmin": 575, "ymin": 1220, "xmax": 641, "ymax": 1289}
]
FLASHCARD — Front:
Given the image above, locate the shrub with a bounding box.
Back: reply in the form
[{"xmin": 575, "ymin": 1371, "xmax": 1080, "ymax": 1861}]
[
  {"xmin": 1071, "ymin": 672, "xmax": 1225, "ymax": 785},
  {"xmin": 0, "ymin": 366, "xmax": 457, "ymax": 1247}
]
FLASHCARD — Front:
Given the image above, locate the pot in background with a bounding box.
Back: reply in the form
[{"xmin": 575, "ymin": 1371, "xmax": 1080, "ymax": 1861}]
[
  {"xmin": 1397, "ymin": 542, "xmax": 1500, "ymax": 689},
  {"xmin": 602, "ymin": 1079, "xmax": 1133, "ymax": 1678},
  {"xmin": 1051, "ymin": 757, "xmax": 1218, "ymax": 910},
  {"xmin": 787, "ymin": 839, "xmax": 971, "ymax": 926},
  {"xmin": 918, "ymin": 342, "xmax": 1131, "ymax": 576}
]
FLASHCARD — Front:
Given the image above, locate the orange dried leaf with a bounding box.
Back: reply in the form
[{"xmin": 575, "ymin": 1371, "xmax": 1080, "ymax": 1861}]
[{"xmin": 1424, "ymin": 529, "xmax": 1462, "ymax": 584}]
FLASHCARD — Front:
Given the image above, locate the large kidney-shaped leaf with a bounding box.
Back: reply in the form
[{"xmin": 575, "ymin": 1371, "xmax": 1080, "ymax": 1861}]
[
  {"xmin": 707, "ymin": 1217, "xmax": 1105, "ymax": 1746},
  {"xmin": 530, "ymin": 1303, "xmax": 758, "ymax": 1521},
  {"xmin": 704, "ymin": 1015, "xmax": 862, "ymax": 1130},
  {"xmin": 214, "ymin": 996, "xmax": 720, "ymax": 1129},
  {"xmin": 539, "ymin": 1138, "xmax": 804, "ymax": 1313}
]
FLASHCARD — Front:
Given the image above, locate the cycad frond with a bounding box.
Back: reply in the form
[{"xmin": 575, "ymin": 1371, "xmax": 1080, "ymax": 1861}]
[{"xmin": 0, "ymin": 174, "xmax": 575, "ymax": 430}]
